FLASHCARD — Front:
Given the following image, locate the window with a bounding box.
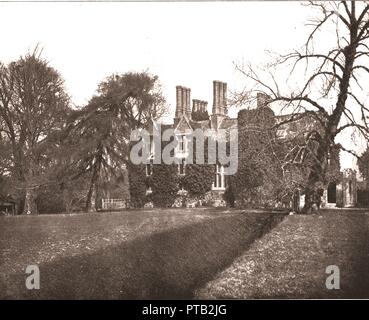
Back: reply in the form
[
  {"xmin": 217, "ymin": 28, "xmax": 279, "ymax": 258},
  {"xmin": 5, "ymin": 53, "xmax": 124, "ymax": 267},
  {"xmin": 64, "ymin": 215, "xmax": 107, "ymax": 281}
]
[
  {"xmin": 146, "ymin": 159, "xmax": 153, "ymax": 176},
  {"xmin": 146, "ymin": 186, "xmax": 152, "ymax": 195},
  {"xmin": 177, "ymin": 135, "xmax": 186, "ymax": 153},
  {"xmin": 150, "ymin": 138, "xmax": 155, "ymax": 158},
  {"xmin": 178, "ymin": 158, "xmax": 186, "ymax": 175},
  {"xmin": 213, "ymin": 164, "xmax": 226, "ymax": 190},
  {"xmin": 179, "ymin": 136, "xmax": 184, "ymax": 151}
]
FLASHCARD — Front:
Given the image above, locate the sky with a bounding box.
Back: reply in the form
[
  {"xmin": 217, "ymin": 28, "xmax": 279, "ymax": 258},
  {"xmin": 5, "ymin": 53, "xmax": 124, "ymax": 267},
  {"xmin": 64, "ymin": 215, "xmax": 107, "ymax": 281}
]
[{"xmin": 0, "ymin": 1, "xmax": 364, "ymax": 169}]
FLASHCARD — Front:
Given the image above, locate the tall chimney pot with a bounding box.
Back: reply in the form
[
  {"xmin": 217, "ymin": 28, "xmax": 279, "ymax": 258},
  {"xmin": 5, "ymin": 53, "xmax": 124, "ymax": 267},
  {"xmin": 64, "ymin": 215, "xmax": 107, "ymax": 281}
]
[{"xmin": 212, "ymin": 80, "xmax": 227, "ymax": 116}]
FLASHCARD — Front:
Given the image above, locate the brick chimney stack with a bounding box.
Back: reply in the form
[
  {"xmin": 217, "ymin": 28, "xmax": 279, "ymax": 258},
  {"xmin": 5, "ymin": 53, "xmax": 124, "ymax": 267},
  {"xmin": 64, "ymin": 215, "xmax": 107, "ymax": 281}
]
[
  {"xmin": 175, "ymin": 86, "xmax": 191, "ymax": 121},
  {"xmin": 212, "ymin": 81, "xmax": 227, "ymax": 116},
  {"xmin": 202, "ymin": 101, "xmax": 208, "ymax": 113},
  {"xmin": 193, "ymin": 99, "xmax": 208, "ymax": 114},
  {"xmin": 185, "ymin": 87, "xmax": 191, "ymax": 116},
  {"xmin": 193, "ymin": 99, "xmax": 200, "ymax": 113},
  {"xmin": 175, "ymin": 86, "xmax": 183, "ymax": 119},
  {"xmin": 211, "ymin": 81, "xmax": 228, "ymax": 129}
]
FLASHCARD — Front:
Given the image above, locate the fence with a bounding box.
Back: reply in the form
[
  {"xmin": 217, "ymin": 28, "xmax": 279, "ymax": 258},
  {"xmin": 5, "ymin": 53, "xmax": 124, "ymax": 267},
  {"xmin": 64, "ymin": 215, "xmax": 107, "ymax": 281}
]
[{"xmin": 101, "ymin": 199, "xmax": 128, "ymax": 210}]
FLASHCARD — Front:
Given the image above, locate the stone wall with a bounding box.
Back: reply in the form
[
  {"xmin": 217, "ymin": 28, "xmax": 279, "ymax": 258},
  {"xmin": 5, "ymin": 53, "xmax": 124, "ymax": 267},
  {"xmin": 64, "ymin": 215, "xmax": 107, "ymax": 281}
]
[
  {"xmin": 341, "ymin": 169, "xmax": 357, "ymax": 207},
  {"xmin": 319, "ymin": 169, "xmax": 357, "ymax": 208}
]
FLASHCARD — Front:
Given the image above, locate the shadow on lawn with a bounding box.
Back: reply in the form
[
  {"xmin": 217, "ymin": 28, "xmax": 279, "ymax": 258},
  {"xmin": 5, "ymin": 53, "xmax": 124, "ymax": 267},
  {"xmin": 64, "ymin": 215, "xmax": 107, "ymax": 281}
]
[
  {"xmin": 312, "ymin": 213, "xmax": 369, "ymax": 299},
  {"xmin": 4, "ymin": 212, "xmax": 285, "ymax": 299}
]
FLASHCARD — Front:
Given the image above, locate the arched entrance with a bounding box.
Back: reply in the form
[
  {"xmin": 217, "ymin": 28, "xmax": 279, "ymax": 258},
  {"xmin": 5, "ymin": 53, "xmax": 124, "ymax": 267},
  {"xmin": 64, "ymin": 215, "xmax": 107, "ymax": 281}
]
[{"xmin": 327, "ymin": 182, "xmax": 337, "ymax": 204}]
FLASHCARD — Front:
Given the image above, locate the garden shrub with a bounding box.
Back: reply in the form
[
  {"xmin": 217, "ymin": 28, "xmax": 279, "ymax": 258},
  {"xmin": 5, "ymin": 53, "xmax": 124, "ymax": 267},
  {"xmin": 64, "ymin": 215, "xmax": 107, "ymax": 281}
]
[
  {"xmin": 223, "ymin": 181, "xmax": 235, "ymax": 207},
  {"xmin": 150, "ymin": 164, "xmax": 179, "ymax": 207},
  {"xmin": 128, "ymin": 163, "xmax": 148, "ymax": 208},
  {"xmin": 180, "ymin": 135, "xmax": 216, "ymax": 203},
  {"xmin": 180, "ymin": 164, "xmax": 215, "ymax": 199}
]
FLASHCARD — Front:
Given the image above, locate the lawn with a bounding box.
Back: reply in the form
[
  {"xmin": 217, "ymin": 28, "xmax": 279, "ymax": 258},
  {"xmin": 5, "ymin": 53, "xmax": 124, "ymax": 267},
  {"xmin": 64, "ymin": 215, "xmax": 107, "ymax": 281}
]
[
  {"xmin": 0, "ymin": 208, "xmax": 284, "ymax": 299},
  {"xmin": 196, "ymin": 209, "xmax": 369, "ymax": 299}
]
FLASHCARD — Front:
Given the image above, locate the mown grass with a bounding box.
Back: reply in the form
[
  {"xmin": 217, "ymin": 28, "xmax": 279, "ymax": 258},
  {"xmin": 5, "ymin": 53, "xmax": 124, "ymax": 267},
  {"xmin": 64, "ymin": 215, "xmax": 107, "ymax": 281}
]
[
  {"xmin": 196, "ymin": 209, "xmax": 369, "ymax": 299},
  {"xmin": 0, "ymin": 208, "xmax": 284, "ymax": 299}
]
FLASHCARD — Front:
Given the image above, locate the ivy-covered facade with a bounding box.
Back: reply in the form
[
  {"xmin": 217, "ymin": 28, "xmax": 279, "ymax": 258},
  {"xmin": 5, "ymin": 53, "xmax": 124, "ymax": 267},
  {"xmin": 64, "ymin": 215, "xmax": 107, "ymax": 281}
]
[{"xmin": 128, "ymin": 80, "xmax": 358, "ymax": 209}]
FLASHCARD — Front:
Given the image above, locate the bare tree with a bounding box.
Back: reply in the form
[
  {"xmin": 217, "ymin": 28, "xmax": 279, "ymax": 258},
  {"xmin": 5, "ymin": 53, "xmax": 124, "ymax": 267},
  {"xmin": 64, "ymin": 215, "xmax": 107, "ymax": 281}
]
[{"xmin": 235, "ymin": 1, "xmax": 369, "ymax": 213}]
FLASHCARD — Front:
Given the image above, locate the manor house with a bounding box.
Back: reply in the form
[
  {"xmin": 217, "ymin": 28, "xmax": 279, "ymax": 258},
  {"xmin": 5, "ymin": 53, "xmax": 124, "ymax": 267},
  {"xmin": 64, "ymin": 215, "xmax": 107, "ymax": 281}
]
[{"xmin": 150, "ymin": 80, "xmax": 358, "ymax": 209}]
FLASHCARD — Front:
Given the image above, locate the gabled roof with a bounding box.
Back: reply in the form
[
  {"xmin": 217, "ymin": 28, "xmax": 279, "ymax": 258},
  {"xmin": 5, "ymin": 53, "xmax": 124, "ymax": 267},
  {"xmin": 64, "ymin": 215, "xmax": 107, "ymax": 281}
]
[{"xmin": 174, "ymin": 115, "xmax": 193, "ymax": 134}]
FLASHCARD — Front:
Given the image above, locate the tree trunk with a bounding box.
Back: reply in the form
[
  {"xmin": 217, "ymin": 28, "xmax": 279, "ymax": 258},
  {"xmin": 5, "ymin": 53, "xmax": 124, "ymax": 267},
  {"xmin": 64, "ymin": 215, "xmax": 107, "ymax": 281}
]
[
  {"xmin": 301, "ymin": 138, "xmax": 328, "ymax": 214},
  {"xmin": 302, "ymin": 187, "xmax": 319, "ymax": 214},
  {"xmin": 85, "ymin": 167, "xmax": 98, "ymax": 212},
  {"xmin": 85, "ymin": 182, "xmax": 97, "ymax": 212},
  {"xmin": 301, "ymin": 44, "xmax": 357, "ymax": 214},
  {"xmin": 22, "ymin": 188, "xmax": 38, "ymax": 215}
]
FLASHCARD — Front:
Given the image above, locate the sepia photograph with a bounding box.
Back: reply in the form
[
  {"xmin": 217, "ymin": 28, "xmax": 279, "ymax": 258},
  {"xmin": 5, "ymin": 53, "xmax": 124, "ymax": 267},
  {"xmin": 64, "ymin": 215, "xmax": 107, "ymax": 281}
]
[{"xmin": 1, "ymin": 0, "xmax": 369, "ymax": 307}]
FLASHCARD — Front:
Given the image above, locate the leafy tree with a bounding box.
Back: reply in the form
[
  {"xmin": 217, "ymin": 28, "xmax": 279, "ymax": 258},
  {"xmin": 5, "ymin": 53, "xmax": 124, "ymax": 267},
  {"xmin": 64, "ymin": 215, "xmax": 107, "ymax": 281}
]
[
  {"xmin": 65, "ymin": 72, "xmax": 166, "ymax": 211},
  {"xmin": 0, "ymin": 50, "xmax": 70, "ymax": 214}
]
